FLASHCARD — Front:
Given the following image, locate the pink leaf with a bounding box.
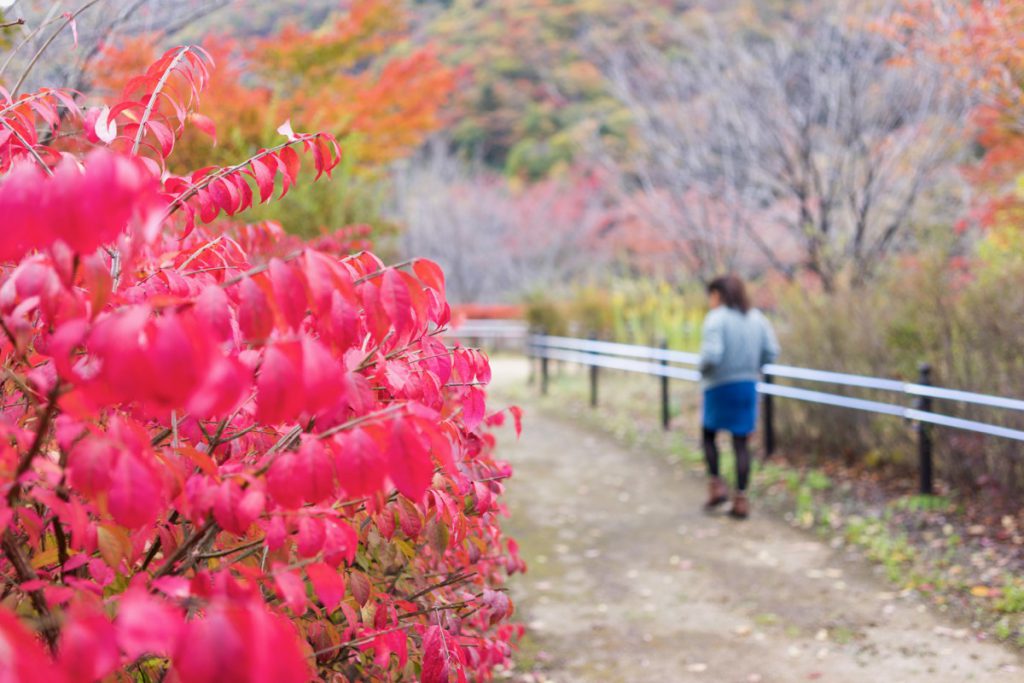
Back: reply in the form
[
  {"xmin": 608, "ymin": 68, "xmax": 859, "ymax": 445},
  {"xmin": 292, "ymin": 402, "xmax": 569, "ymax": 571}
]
[
  {"xmin": 62, "ymin": 12, "xmax": 78, "ymax": 47},
  {"xmin": 322, "ymin": 519, "xmax": 358, "ymax": 567},
  {"xmin": 306, "ymin": 562, "xmax": 346, "ymax": 612},
  {"xmin": 332, "ymin": 429, "xmax": 387, "ymax": 499},
  {"xmin": 108, "ymin": 450, "xmax": 164, "ymax": 529},
  {"xmin": 380, "ymin": 269, "xmax": 413, "ymax": 336},
  {"xmin": 301, "ymin": 336, "xmax": 342, "ymax": 415},
  {"xmin": 267, "ymin": 437, "xmax": 334, "ymax": 509},
  {"xmin": 237, "ymin": 277, "xmax": 273, "ymax": 342},
  {"xmin": 116, "ymin": 589, "xmax": 183, "ymax": 660},
  {"xmin": 269, "ymin": 258, "xmax": 307, "ymax": 330},
  {"xmin": 255, "ymin": 342, "xmax": 305, "ymax": 425},
  {"xmin": 296, "ymin": 515, "xmax": 325, "ymax": 557},
  {"xmin": 274, "ymin": 569, "xmax": 308, "ymax": 615},
  {"xmin": 59, "ymin": 602, "xmax": 119, "ymax": 682},
  {"xmin": 0, "ymin": 608, "xmax": 70, "ymax": 683},
  {"xmin": 213, "ymin": 480, "xmax": 264, "ymax": 535}
]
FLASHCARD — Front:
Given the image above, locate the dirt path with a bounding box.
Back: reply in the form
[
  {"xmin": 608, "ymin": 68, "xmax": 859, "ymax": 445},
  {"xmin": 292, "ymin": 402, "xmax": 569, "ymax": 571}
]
[{"xmin": 491, "ymin": 360, "xmax": 1023, "ymax": 682}]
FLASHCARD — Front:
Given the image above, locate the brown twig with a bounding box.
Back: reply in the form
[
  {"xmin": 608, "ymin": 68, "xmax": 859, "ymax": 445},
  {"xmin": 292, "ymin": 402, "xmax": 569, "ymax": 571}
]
[
  {"xmin": 0, "ymin": 119, "xmax": 53, "ymax": 175},
  {"xmin": 0, "ymin": 19, "xmax": 25, "ymax": 30},
  {"xmin": 2, "ymin": 531, "xmax": 59, "ymax": 651},
  {"xmin": 7, "ymin": 385, "xmax": 60, "ymax": 507},
  {"xmin": 220, "ymin": 250, "xmax": 304, "ymax": 288},
  {"xmin": 352, "ymin": 259, "xmax": 416, "ymax": 285},
  {"xmin": 196, "ymin": 537, "xmax": 264, "ymax": 560},
  {"xmin": 404, "ymin": 571, "xmax": 477, "ymax": 603},
  {"xmin": 151, "ymin": 520, "xmax": 215, "ymax": 579},
  {"xmin": 315, "ymin": 403, "xmax": 407, "ymax": 441}
]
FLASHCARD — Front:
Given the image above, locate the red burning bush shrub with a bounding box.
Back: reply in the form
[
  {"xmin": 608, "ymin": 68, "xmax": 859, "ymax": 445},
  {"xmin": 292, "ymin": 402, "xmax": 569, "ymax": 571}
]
[{"xmin": 0, "ymin": 44, "xmax": 521, "ymax": 682}]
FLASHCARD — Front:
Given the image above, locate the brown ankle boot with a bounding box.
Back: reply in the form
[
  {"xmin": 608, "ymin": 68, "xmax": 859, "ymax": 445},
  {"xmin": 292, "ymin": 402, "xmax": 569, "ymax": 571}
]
[
  {"xmin": 704, "ymin": 477, "xmax": 728, "ymax": 509},
  {"xmin": 728, "ymin": 493, "xmax": 749, "ymax": 519}
]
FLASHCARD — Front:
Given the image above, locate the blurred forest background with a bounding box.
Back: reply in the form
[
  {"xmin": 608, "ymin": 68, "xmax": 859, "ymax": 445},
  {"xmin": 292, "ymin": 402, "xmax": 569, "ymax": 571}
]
[{"xmin": 3, "ymin": 0, "xmax": 1024, "ymax": 493}]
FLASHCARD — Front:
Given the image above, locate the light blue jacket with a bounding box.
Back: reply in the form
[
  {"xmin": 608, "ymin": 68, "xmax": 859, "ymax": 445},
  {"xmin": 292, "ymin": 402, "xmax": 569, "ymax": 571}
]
[{"xmin": 699, "ymin": 306, "xmax": 780, "ymax": 389}]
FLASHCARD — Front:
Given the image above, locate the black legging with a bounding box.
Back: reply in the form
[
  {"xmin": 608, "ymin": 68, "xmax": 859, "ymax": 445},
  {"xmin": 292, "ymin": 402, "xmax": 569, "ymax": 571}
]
[{"xmin": 703, "ymin": 428, "xmax": 751, "ymax": 492}]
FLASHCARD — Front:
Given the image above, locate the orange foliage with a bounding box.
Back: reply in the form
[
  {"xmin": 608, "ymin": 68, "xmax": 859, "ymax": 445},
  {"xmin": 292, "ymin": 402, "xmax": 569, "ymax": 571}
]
[
  {"xmin": 893, "ymin": 1, "xmax": 1024, "ymax": 226},
  {"xmin": 92, "ymin": 0, "xmax": 454, "ymax": 172},
  {"xmin": 451, "ymin": 304, "xmax": 526, "ymax": 320}
]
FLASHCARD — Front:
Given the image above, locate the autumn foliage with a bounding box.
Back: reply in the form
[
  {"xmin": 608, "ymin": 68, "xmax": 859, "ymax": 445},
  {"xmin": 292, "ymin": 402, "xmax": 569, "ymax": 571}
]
[
  {"xmin": 92, "ymin": 0, "xmax": 456, "ymax": 173},
  {"xmin": 893, "ymin": 1, "xmax": 1024, "ymax": 228},
  {"xmin": 0, "ymin": 32, "xmax": 520, "ymax": 683}
]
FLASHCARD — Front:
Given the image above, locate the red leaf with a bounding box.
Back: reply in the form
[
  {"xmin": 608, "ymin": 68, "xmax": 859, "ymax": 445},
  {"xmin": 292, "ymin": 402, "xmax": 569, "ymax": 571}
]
[
  {"xmin": 188, "ymin": 112, "xmax": 217, "ymax": 142},
  {"xmin": 296, "ymin": 515, "xmax": 326, "ymax": 557},
  {"xmin": 388, "ymin": 421, "xmax": 433, "ymax": 502},
  {"xmin": 269, "ymin": 258, "xmax": 307, "ymax": 330},
  {"xmin": 462, "ymin": 387, "xmax": 486, "ymax": 432},
  {"xmin": 108, "ymin": 450, "xmax": 164, "ymax": 529},
  {"xmin": 0, "ymin": 608, "xmax": 70, "ymax": 683},
  {"xmin": 277, "ymin": 146, "xmax": 301, "ymax": 198},
  {"xmin": 192, "ymin": 285, "xmax": 232, "ymax": 342},
  {"xmin": 332, "ymin": 429, "xmax": 387, "ymax": 499},
  {"xmin": 509, "ymin": 406, "xmax": 524, "ymax": 438},
  {"xmin": 307, "ymin": 562, "xmax": 346, "ymax": 612},
  {"xmin": 397, "ymin": 497, "xmax": 423, "ymax": 538},
  {"xmin": 59, "ymin": 601, "xmax": 120, "ymax": 682},
  {"xmin": 213, "ymin": 480, "xmax": 264, "ymax": 535},
  {"xmin": 348, "ymin": 570, "xmax": 372, "ymax": 606},
  {"xmin": 67, "ymin": 439, "xmax": 115, "ymax": 497},
  {"xmin": 274, "ymin": 569, "xmax": 308, "ymax": 615},
  {"xmin": 170, "ymin": 600, "xmax": 311, "ymax": 683},
  {"xmin": 237, "ymin": 277, "xmax": 274, "ymax": 342},
  {"xmin": 251, "ymin": 156, "xmax": 275, "ymax": 203},
  {"xmin": 322, "ymin": 519, "xmax": 358, "ymax": 566},
  {"xmin": 116, "ymin": 589, "xmax": 184, "ymax": 660},
  {"xmin": 301, "ymin": 336, "xmax": 342, "ymax": 415},
  {"xmin": 187, "ymin": 356, "xmax": 250, "ymax": 419},
  {"xmin": 267, "ymin": 437, "xmax": 335, "ymax": 508},
  {"xmin": 421, "ymin": 625, "xmax": 465, "ymax": 683},
  {"xmin": 380, "ymin": 269, "xmax": 413, "ymax": 337},
  {"xmin": 413, "ymin": 258, "xmax": 446, "ymax": 296},
  {"xmin": 147, "ymin": 119, "xmax": 175, "ymax": 158},
  {"xmin": 256, "ymin": 343, "xmax": 305, "ymax": 424}
]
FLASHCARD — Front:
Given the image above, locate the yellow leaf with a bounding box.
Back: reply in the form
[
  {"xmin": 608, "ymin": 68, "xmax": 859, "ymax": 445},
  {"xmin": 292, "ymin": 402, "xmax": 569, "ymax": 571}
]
[
  {"xmin": 30, "ymin": 547, "xmax": 60, "ymax": 570},
  {"xmin": 970, "ymin": 586, "xmax": 991, "ymax": 598},
  {"xmin": 393, "ymin": 538, "xmax": 416, "ymax": 560}
]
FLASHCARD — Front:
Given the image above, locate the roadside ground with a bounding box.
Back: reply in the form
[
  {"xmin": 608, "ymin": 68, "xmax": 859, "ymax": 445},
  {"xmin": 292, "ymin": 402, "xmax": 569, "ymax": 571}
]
[{"xmin": 488, "ymin": 357, "xmax": 1023, "ymax": 682}]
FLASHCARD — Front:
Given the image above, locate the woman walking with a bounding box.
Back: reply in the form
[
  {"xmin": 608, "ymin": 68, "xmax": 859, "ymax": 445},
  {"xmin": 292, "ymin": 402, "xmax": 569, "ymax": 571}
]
[{"xmin": 699, "ymin": 275, "xmax": 779, "ymax": 519}]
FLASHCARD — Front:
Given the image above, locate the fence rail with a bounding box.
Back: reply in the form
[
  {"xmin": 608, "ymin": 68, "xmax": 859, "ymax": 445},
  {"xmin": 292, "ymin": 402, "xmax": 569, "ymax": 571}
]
[{"xmin": 522, "ymin": 332, "xmax": 1024, "ymax": 495}]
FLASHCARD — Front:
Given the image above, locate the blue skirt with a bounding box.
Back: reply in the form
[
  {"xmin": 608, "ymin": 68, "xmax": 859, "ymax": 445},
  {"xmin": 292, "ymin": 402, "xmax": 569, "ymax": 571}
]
[{"xmin": 703, "ymin": 381, "xmax": 758, "ymax": 436}]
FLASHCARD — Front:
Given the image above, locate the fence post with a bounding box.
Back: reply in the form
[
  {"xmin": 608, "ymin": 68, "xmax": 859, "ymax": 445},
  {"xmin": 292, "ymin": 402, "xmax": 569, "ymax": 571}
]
[
  {"xmin": 589, "ymin": 334, "xmax": 599, "ymax": 408},
  {"xmin": 526, "ymin": 332, "xmax": 535, "ymax": 386},
  {"xmin": 917, "ymin": 363, "xmax": 934, "ymax": 495},
  {"xmin": 660, "ymin": 338, "xmax": 670, "ymax": 430},
  {"xmin": 762, "ymin": 373, "xmax": 776, "ymax": 458}
]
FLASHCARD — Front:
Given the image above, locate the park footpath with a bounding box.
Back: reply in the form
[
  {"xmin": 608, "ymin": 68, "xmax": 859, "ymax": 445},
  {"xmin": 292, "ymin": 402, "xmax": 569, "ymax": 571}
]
[{"xmin": 490, "ymin": 360, "xmax": 1023, "ymax": 683}]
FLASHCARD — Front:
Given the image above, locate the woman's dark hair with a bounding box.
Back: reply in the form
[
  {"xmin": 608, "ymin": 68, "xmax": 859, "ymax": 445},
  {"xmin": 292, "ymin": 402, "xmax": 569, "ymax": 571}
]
[{"xmin": 707, "ymin": 275, "xmax": 751, "ymax": 313}]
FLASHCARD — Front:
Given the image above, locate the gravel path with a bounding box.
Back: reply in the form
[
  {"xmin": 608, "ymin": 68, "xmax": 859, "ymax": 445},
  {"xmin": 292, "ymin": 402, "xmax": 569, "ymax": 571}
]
[{"xmin": 492, "ymin": 360, "xmax": 1023, "ymax": 683}]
